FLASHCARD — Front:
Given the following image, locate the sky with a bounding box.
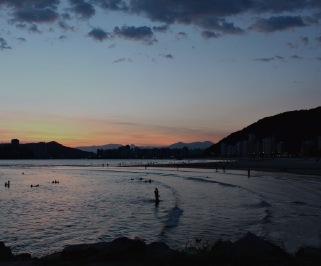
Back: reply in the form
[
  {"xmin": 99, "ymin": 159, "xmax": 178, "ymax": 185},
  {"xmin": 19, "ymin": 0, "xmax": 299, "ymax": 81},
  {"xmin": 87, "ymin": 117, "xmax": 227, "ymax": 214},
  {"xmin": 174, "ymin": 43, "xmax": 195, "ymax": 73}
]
[{"xmin": 0, "ymin": 0, "xmax": 321, "ymax": 147}]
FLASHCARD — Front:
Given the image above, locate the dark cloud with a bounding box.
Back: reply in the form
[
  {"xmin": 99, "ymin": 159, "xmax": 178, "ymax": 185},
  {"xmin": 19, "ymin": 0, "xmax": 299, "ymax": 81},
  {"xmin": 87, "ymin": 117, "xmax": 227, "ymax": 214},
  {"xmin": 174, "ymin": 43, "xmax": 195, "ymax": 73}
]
[
  {"xmin": 127, "ymin": 1, "xmax": 320, "ymax": 35},
  {"xmin": 69, "ymin": 0, "xmax": 95, "ymax": 19},
  {"xmin": 316, "ymin": 36, "xmax": 321, "ymax": 43},
  {"xmin": 202, "ymin": 30, "xmax": 220, "ymax": 39},
  {"xmin": 13, "ymin": 8, "xmax": 59, "ymax": 23},
  {"xmin": 254, "ymin": 57, "xmax": 276, "ymax": 63},
  {"xmin": 160, "ymin": 53, "xmax": 174, "ymax": 59},
  {"xmin": 129, "ymin": 0, "xmax": 250, "ymax": 24},
  {"xmin": 29, "ymin": 24, "xmax": 42, "ymax": 33},
  {"xmin": 250, "ymin": 16, "xmax": 307, "ymax": 32},
  {"xmin": 196, "ymin": 17, "xmax": 244, "ymax": 34},
  {"xmin": 301, "ymin": 36, "xmax": 309, "ymax": 45},
  {"xmin": 152, "ymin": 24, "xmax": 169, "ymax": 33},
  {"xmin": 61, "ymin": 12, "xmax": 72, "ymax": 20},
  {"xmin": 254, "ymin": 55, "xmax": 285, "ymax": 62},
  {"xmin": 59, "ymin": 35, "xmax": 67, "ymax": 40},
  {"xmin": 113, "ymin": 26, "xmax": 156, "ymax": 44},
  {"xmin": 88, "ymin": 28, "xmax": 110, "ymax": 41},
  {"xmin": 291, "ymin": 54, "xmax": 303, "ymax": 59},
  {"xmin": 316, "ymin": 57, "xmax": 321, "ymax": 61},
  {"xmin": 113, "ymin": 57, "xmax": 133, "ymax": 63},
  {"xmin": 275, "ymin": 55, "xmax": 285, "ymax": 60},
  {"xmin": 287, "ymin": 42, "xmax": 298, "ymax": 49},
  {"xmin": 0, "ymin": 0, "xmax": 60, "ymax": 9},
  {"xmin": 176, "ymin": 31, "xmax": 188, "ymax": 40},
  {"xmin": 58, "ymin": 21, "xmax": 75, "ymax": 31},
  {"xmin": 17, "ymin": 37, "xmax": 27, "ymax": 42},
  {"xmin": 0, "ymin": 0, "xmax": 321, "ymax": 44},
  {"xmin": 0, "ymin": 37, "xmax": 11, "ymax": 50},
  {"xmin": 92, "ymin": 0, "xmax": 127, "ymax": 11}
]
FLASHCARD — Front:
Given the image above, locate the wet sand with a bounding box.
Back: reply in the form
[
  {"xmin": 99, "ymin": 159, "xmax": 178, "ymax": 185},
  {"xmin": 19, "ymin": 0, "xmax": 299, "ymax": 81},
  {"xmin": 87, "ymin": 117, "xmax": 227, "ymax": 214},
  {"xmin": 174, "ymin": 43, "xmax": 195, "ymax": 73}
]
[{"xmin": 125, "ymin": 158, "xmax": 321, "ymax": 176}]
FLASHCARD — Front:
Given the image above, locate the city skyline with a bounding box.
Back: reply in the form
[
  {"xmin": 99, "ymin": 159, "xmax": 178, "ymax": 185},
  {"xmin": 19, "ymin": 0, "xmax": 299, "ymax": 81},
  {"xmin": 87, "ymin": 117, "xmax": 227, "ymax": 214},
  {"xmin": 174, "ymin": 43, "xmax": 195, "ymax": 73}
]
[{"xmin": 0, "ymin": 1, "xmax": 321, "ymax": 146}]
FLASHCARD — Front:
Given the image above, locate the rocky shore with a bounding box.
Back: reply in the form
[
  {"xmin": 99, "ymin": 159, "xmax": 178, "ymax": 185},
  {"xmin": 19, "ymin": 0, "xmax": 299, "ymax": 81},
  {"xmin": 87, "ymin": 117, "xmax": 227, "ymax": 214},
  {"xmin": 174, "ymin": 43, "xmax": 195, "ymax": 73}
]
[{"xmin": 1, "ymin": 233, "xmax": 321, "ymax": 266}]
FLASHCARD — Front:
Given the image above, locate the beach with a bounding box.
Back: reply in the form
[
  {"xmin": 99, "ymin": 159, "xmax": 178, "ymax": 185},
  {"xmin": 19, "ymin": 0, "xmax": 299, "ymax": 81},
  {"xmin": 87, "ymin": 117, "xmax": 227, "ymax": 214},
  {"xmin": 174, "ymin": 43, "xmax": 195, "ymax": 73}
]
[{"xmin": 130, "ymin": 158, "xmax": 321, "ymax": 176}]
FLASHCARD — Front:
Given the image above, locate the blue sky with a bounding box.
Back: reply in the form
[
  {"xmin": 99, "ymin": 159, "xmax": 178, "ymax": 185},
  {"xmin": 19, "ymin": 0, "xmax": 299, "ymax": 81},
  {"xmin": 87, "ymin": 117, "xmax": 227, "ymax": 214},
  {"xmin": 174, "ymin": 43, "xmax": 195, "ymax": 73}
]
[{"xmin": 0, "ymin": 1, "xmax": 320, "ymax": 146}]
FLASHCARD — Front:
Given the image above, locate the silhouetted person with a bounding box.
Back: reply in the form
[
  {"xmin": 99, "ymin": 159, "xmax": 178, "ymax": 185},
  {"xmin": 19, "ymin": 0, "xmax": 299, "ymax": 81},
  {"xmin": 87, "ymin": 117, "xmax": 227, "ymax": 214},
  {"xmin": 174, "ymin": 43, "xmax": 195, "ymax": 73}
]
[
  {"xmin": 154, "ymin": 188, "xmax": 160, "ymax": 205},
  {"xmin": 215, "ymin": 167, "xmax": 218, "ymax": 172},
  {"xmin": 223, "ymin": 166, "xmax": 226, "ymax": 173},
  {"xmin": 248, "ymin": 168, "xmax": 251, "ymax": 178}
]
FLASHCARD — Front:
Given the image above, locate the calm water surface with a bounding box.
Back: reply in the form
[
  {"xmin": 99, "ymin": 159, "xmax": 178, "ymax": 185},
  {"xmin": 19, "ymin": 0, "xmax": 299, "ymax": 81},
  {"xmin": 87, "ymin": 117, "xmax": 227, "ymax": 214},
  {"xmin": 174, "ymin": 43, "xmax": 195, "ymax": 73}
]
[{"xmin": 1, "ymin": 160, "xmax": 321, "ymax": 256}]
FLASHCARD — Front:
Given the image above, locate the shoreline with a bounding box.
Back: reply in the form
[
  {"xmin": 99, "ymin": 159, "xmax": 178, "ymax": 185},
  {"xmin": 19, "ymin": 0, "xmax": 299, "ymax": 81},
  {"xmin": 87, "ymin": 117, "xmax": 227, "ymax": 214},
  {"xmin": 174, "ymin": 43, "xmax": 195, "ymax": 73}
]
[
  {"xmin": 1, "ymin": 233, "xmax": 321, "ymax": 265},
  {"xmin": 124, "ymin": 158, "xmax": 321, "ymax": 176}
]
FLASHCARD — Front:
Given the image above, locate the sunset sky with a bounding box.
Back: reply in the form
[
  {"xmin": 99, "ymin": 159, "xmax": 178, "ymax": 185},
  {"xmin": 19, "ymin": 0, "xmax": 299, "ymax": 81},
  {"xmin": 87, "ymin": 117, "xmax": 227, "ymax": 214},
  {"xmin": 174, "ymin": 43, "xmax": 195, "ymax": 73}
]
[{"xmin": 0, "ymin": 1, "xmax": 321, "ymax": 147}]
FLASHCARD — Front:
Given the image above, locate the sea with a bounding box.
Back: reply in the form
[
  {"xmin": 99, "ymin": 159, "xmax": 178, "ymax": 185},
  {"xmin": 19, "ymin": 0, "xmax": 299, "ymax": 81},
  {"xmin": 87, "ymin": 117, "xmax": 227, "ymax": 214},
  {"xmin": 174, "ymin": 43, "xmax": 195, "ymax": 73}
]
[{"xmin": 0, "ymin": 159, "xmax": 321, "ymax": 256}]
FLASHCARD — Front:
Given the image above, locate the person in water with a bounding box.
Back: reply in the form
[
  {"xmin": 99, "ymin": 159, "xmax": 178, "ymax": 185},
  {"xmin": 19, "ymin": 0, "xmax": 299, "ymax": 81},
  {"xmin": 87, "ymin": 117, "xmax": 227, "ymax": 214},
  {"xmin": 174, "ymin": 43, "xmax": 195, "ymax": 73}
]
[{"xmin": 154, "ymin": 188, "xmax": 160, "ymax": 204}]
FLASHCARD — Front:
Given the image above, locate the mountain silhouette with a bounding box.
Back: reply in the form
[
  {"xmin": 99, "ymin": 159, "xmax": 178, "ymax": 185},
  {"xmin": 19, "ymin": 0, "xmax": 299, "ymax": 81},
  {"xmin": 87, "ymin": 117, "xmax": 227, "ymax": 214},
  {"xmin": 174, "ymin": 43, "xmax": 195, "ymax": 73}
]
[
  {"xmin": 0, "ymin": 141, "xmax": 93, "ymax": 159},
  {"xmin": 206, "ymin": 106, "xmax": 321, "ymax": 156},
  {"xmin": 169, "ymin": 141, "xmax": 214, "ymax": 150}
]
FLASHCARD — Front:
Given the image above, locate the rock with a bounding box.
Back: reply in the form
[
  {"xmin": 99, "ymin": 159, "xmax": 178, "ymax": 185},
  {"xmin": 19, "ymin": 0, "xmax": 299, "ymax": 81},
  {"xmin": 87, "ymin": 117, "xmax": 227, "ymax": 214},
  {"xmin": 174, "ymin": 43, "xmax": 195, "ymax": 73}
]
[
  {"xmin": 295, "ymin": 247, "xmax": 321, "ymax": 265},
  {"xmin": 231, "ymin": 232, "xmax": 289, "ymax": 264},
  {"xmin": 61, "ymin": 237, "xmax": 146, "ymax": 262},
  {"xmin": 146, "ymin": 242, "xmax": 176, "ymax": 259},
  {"xmin": 62, "ymin": 242, "xmax": 110, "ymax": 260},
  {"xmin": 0, "ymin": 242, "xmax": 13, "ymax": 260},
  {"xmin": 210, "ymin": 239, "xmax": 234, "ymax": 262},
  {"xmin": 14, "ymin": 253, "xmax": 32, "ymax": 260},
  {"xmin": 105, "ymin": 237, "xmax": 146, "ymax": 258}
]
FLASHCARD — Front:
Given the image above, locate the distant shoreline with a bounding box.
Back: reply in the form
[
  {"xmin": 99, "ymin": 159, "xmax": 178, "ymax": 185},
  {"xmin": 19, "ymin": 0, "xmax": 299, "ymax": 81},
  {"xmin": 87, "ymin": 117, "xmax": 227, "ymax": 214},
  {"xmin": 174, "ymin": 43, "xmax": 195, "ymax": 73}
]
[{"xmin": 124, "ymin": 158, "xmax": 321, "ymax": 176}]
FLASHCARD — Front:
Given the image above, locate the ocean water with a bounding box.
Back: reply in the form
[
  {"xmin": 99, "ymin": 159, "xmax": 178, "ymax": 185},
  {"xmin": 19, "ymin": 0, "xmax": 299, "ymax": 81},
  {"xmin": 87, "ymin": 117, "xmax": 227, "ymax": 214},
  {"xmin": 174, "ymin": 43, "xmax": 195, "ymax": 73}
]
[{"xmin": 0, "ymin": 159, "xmax": 321, "ymax": 256}]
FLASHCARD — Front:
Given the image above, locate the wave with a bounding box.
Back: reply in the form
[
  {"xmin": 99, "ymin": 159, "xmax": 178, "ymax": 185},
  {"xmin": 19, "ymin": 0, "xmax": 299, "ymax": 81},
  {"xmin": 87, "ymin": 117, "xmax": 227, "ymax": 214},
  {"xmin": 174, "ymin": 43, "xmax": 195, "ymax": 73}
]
[
  {"xmin": 244, "ymin": 200, "xmax": 272, "ymax": 209},
  {"xmin": 291, "ymin": 201, "xmax": 307, "ymax": 206},
  {"xmin": 261, "ymin": 209, "xmax": 273, "ymax": 224},
  {"xmin": 160, "ymin": 206, "xmax": 184, "ymax": 236}
]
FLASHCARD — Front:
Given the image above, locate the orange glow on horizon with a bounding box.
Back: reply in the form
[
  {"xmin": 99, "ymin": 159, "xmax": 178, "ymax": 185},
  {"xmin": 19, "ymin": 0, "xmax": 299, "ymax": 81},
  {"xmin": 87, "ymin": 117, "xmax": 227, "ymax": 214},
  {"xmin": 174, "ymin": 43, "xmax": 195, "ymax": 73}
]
[{"xmin": 0, "ymin": 112, "xmax": 223, "ymax": 147}]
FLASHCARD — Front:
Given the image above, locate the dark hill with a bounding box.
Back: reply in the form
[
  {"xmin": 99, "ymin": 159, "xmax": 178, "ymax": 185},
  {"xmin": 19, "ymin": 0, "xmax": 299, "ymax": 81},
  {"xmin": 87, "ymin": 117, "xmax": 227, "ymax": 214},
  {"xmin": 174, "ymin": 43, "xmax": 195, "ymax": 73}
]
[
  {"xmin": 0, "ymin": 141, "xmax": 94, "ymax": 159},
  {"xmin": 207, "ymin": 106, "xmax": 321, "ymax": 157}
]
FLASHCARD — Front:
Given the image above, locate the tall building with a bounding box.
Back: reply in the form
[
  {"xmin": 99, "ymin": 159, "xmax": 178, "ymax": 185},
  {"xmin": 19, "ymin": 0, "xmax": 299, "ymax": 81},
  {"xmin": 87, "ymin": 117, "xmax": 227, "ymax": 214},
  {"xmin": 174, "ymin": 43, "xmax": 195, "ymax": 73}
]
[
  {"xmin": 262, "ymin": 137, "xmax": 275, "ymax": 156},
  {"xmin": 11, "ymin": 139, "xmax": 19, "ymax": 146},
  {"xmin": 248, "ymin": 134, "xmax": 257, "ymax": 155},
  {"xmin": 276, "ymin": 141, "xmax": 285, "ymax": 155}
]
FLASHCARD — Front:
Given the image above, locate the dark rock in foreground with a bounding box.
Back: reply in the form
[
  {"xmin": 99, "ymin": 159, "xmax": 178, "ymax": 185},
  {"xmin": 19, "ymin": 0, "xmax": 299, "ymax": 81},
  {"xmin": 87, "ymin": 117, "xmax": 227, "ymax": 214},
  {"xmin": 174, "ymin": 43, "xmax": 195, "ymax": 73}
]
[{"xmin": 1, "ymin": 233, "xmax": 321, "ymax": 265}]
